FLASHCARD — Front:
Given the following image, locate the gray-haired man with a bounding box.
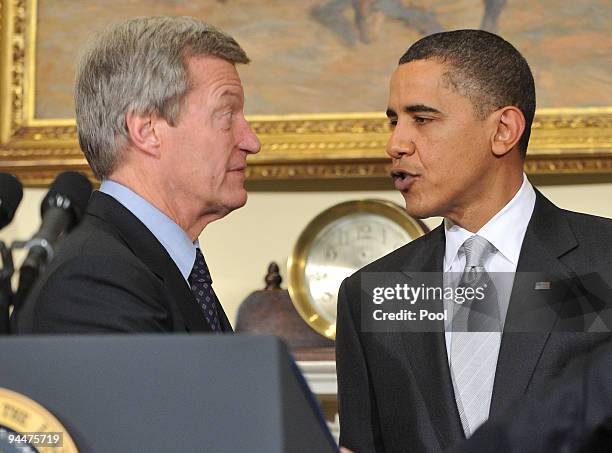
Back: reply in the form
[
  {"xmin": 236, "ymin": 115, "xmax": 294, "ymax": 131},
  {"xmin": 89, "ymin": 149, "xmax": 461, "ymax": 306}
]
[{"xmin": 14, "ymin": 16, "xmax": 260, "ymax": 333}]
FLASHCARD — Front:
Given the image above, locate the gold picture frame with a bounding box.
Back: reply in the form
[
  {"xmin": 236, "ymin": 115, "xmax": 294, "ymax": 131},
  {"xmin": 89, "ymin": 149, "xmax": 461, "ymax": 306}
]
[{"xmin": 1, "ymin": 0, "xmax": 611, "ymax": 186}]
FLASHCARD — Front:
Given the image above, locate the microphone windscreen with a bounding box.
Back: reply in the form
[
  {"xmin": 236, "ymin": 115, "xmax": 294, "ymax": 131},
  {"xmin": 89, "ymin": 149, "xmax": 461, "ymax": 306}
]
[
  {"xmin": 41, "ymin": 171, "xmax": 93, "ymax": 222},
  {"xmin": 0, "ymin": 172, "xmax": 24, "ymax": 229}
]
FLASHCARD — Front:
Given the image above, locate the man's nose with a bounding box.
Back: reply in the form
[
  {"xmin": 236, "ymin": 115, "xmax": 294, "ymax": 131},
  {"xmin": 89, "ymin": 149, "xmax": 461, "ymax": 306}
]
[
  {"xmin": 386, "ymin": 133, "xmax": 416, "ymax": 159},
  {"xmin": 240, "ymin": 120, "xmax": 261, "ymax": 154}
]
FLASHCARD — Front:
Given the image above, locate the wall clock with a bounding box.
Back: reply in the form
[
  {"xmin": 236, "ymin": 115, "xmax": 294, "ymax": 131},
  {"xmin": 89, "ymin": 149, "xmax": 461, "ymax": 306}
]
[{"xmin": 287, "ymin": 200, "xmax": 428, "ymax": 339}]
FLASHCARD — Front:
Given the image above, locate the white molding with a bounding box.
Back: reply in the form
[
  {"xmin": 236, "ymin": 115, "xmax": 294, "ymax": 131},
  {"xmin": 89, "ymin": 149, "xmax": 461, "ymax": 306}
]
[
  {"xmin": 297, "ymin": 360, "xmax": 337, "ymax": 395},
  {"xmin": 297, "ymin": 360, "xmax": 340, "ymax": 443}
]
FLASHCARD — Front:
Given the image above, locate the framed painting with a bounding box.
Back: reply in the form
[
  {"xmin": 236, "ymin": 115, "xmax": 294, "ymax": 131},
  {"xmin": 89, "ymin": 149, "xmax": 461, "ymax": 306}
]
[{"xmin": 1, "ymin": 0, "xmax": 611, "ymax": 186}]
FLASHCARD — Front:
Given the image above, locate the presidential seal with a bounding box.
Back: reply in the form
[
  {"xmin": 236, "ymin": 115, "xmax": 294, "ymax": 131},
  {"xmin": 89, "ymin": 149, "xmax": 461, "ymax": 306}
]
[{"xmin": 0, "ymin": 387, "xmax": 78, "ymax": 452}]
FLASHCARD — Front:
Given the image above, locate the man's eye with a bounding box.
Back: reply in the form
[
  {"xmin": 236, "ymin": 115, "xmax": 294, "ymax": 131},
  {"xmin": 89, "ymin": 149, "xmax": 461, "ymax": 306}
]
[
  {"xmin": 388, "ymin": 119, "xmax": 398, "ymax": 128},
  {"xmin": 414, "ymin": 117, "xmax": 431, "ymax": 124},
  {"xmin": 219, "ymin": 111, "xmax": 233, "ymax": 126}
]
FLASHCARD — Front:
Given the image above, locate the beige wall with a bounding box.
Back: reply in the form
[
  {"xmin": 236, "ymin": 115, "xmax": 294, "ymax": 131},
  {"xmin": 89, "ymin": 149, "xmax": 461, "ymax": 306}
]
[{"xmin": 2, "ymin": 181, "xmax": 612, "ymax": 324}]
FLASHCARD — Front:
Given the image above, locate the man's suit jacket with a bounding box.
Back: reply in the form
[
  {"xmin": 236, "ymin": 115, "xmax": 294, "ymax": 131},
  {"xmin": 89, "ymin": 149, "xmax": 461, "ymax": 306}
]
[
  {"xmin": 454, "ymin": 339, "xmax": 612, "ymax": 453},
  {"xmin": 13, "ymin": 191, "xmax": 232, "ymax": 333},
  {"xmin": 336, "ymin": 190, "xmax": 612, "ymax": 452}
]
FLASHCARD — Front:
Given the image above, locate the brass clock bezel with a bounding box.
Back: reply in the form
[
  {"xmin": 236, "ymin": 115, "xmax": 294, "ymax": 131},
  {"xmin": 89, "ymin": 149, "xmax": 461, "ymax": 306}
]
[{"xmin": 287, "ymin": 199, "xmax": 428, "ymax": 340}]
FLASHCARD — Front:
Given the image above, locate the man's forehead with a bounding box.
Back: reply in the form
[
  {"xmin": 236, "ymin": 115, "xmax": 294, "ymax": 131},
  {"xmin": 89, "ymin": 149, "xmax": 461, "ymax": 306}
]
[
  {"xmin": 187, "ymin": 55, "xmax": 241, "ymax": 82},
  {"xmin": 391, "ymin": 59, "xmax": 448, "ymax": 88},
  {"xmin": 388, "ymin": 59, "xmax": 458, "ymax": 106},
  {"xmin": 186, "ymin": 56, "xmax": 244, "ymax": 98}
]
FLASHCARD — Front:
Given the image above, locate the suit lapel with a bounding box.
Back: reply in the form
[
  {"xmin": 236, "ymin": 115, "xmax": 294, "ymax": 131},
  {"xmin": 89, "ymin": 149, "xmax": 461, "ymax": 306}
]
[
  {"xmin": 490, "ymin": 190, "xmax": 577, "ymax": 416},
  {"xmin": 87, "ymin": 192, "xmax": 212, "ymax": 332},
  {"xmin": 399, "ymin": 226, "xmax": 465, "ymax": 448},
  {"xmin": 216, "ymin": 299, "xmax": 233, "ymax": 332}
]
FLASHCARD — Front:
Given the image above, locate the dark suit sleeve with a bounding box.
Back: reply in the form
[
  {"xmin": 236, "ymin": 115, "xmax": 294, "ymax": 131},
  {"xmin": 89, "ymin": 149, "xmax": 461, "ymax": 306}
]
[
  {"xmin": 336, "ymin": 278, "xmax": 385, "ymax": 452},
  {"xmin": 30, "ymin": 254, "xmax": 172, "ymax": 333}
]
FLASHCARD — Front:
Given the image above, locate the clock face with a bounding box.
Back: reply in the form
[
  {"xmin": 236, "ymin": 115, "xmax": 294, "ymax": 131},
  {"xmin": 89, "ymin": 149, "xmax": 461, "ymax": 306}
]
[
  {"xmin": 288, "ymin": 200, "xmax": 427, "ymax": 339},
  {"xmin": 304, "ymin": 213, "xmax": 413, "ymax": 324}
]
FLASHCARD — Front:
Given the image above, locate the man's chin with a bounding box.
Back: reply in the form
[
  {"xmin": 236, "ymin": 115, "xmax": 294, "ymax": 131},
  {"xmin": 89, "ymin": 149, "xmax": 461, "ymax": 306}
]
[
  {"xmin": 401, "ymin": 195, "xmax": 436, "ymax": 220},
  {"xmin": 224, "ymin": 191, "xmax": 248, "ymax": 213}
]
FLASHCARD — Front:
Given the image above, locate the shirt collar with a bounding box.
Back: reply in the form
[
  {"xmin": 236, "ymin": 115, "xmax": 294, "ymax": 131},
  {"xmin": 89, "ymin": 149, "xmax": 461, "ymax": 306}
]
[
  {"xmin": 99, "ymin": 180, "xmax": 197, "ymax": 282},
  {"xmin": 444, "ymin": 174, "xmax": 536, "ymax": 271},
  {"xmin": 443, "ymin": 220, "xmax": 473, "ymax": 272}
]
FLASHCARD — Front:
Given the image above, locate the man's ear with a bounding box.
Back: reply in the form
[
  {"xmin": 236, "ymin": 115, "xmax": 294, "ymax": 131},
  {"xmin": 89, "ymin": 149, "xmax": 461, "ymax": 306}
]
[
  {"xmin": 490, "ymin": 106, "xmax": 525, "ymax": 157},
  {"xmin": 125, "ymin": 110, "xmax": 162, "ymax": 157}
]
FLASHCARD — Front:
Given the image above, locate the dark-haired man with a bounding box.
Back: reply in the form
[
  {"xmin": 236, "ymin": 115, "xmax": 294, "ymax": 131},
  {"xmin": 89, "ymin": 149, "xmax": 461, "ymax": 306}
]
[{"xmin": 336, "ymin": 29, "xmax": 612, "ymax": 452}]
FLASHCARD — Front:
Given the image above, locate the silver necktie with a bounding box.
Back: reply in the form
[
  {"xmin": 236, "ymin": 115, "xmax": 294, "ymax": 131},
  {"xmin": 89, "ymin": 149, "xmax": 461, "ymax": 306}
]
[{"xmin": 450, "ymin": 235, "xmax": 501, "ymax": 437}]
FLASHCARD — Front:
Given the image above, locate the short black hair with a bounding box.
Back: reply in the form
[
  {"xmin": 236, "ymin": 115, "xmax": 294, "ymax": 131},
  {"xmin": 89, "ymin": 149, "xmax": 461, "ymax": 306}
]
[{"xmin": 399, "ymin": 29, "xmax": 535, "ymax": 156}]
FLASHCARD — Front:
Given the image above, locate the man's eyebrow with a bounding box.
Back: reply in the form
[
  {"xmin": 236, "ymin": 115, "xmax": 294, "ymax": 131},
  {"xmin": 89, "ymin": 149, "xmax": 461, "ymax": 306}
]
[
  {"xmin": 212, "ymin": 90, "xmax": 242, "ymax": 112},
  {"xmin": 386, "ymin": 105, "xmax": 442, "ymax": 118},
  {"xmin": 218, "ymin": 90, "xmax": 241, "ymax": 101},
  {"xmin": 404, "ymin": 104, "xmax": 442, "ymax": 114}
]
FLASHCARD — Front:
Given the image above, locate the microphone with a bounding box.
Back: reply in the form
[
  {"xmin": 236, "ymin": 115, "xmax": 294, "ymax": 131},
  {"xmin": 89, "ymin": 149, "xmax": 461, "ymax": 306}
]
[
  {"xmin": 0, "ymin": 173, "xmax": 24, "ymax": 230},
  {"xmin": 13, "ymin": 171, "xmax": 92, "ymax": 309}
]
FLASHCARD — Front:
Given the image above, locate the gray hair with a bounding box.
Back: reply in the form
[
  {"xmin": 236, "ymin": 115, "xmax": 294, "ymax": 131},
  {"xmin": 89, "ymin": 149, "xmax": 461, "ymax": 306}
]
[{"xmin": 75, "ymin": 16, "xmax": 250, "ymax": 179}]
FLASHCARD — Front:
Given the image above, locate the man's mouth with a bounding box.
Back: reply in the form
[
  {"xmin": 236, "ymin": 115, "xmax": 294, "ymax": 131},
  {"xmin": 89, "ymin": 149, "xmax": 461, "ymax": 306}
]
[{"xmin": 391, "ymin": 169, "xmax": 418, "ymax": 190}]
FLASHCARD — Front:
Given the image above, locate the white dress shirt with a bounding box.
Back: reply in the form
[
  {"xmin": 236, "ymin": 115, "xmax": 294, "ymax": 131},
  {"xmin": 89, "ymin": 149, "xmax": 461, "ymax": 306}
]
[
  {"xmin": 443, "ymin": 173, "xmax": 536, "ymax": 360},
  {"xmin": 442, "ymin": 174, "xmax": 536, "ymax": 435}
]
